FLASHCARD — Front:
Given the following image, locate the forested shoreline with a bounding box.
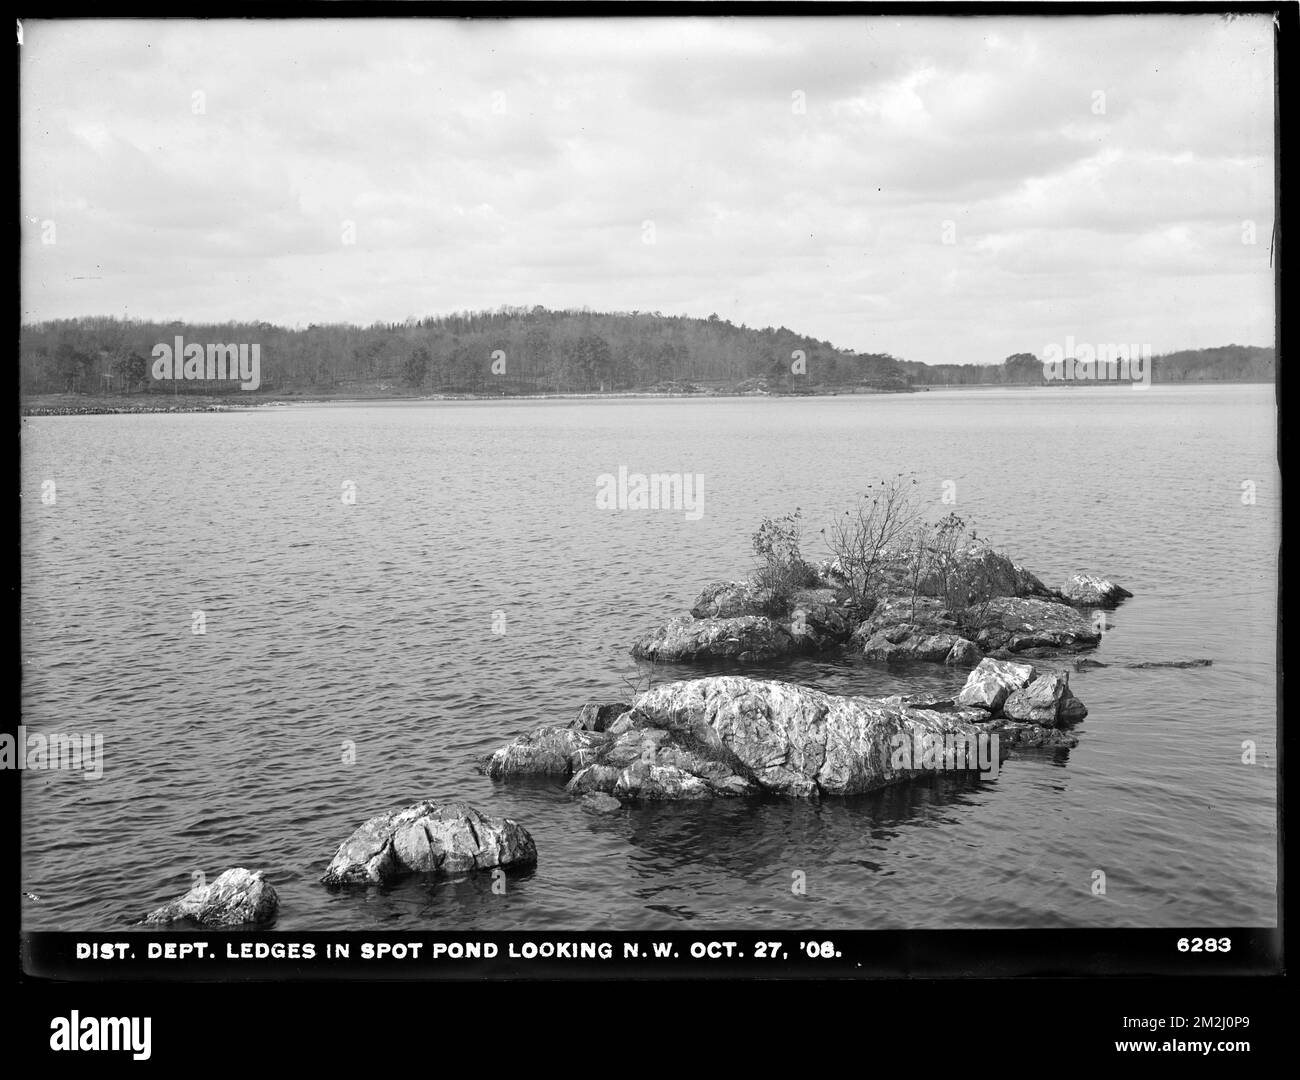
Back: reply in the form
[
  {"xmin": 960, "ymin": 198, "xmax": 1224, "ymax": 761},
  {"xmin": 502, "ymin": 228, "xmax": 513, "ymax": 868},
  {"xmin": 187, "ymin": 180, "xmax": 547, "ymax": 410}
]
[{"xmin": 20, "ymin": 307, "xmax": 1275, "ymax": 398}]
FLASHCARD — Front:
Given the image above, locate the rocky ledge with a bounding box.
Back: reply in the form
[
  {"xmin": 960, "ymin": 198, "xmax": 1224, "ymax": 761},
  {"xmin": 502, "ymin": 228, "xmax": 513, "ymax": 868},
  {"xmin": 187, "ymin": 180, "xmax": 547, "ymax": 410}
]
[
  {"xmin": 631, "ymin": 548, "xmax": 1128, "ymax": 668},
  {"xmin": 481, "ymin": 664, "xmax": 1084, "ymax": 802},
  {"xmin": 320, "ymin": 800, "xmax": 537, "ymax": 886},
  {"xmin": 143, "ymin": 867, "xmax": 279, "ymax": 927},
  {"xmin": 1061, "ymin": 574, "xmax": 1133, "ymax": 608}
]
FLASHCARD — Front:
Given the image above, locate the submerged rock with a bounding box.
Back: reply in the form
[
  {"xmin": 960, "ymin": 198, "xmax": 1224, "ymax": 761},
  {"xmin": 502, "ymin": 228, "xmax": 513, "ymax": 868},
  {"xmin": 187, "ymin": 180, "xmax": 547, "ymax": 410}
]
[
  {"xmin": 580, "ymin": 792, "xmax": 623, "ymax": 813},
  {"xmin": 985, "ymin": 719, "xmax": 1080, "ymax": 749},
  {"xmin": 484, "ymin": 676, "xmax": 1069, "ymax": 800},
  {"xmin": 1074, "ymin": 657, "xmax": 1212, "ymax": 671},
  {"xmin": 320, "ymin": 801, "xmax": 536, "ymax": 885},
  {"xmin": 144, "ymin": 867, "xmax": 278, "ymax": 927},
  {"xmin": 1062, "ymin": 574, "xmax": 1133, "ymax": 608}
]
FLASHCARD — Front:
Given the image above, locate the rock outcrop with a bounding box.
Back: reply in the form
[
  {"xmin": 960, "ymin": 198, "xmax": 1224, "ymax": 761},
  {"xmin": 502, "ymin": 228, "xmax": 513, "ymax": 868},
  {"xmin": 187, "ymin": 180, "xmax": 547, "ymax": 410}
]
[
  {"xmin": 631, "ymin": 614, "xmax": 796, "ymax": 663},
  {"xmin": 480, "ymin": 726, "xmax": 606, "ymax": 779},
  {"xmin": 630, "ymin": 548, "xmax": 1124, "ymax": 667},
  {"xmin": 143, "ymin": 867, "xmax": 278, "ymax": 927},
  {"xmin": 633, "ymin": 577, "xmax": 859, "ymax": 663},
  {"xmin": 1062, "ymin": 574, "xmax": 1133, "ymax": 608},
  {"xmin": 689, "ymin": 581, "xmax": 779, "ymax": 619},
  {"xmin": 956, "ymin": 657, "xmax": 1038, "ymax": 712},
  {"xmin": 956, "ymin": 657, "xmax": 1087, "ymax": 727},
  {"xmin": 481, "ymin": 675, "xmax": 1083, "ymax": 800},
  {"xmin": 1001, "ymin": 672, "xmax": 1088, "ymax": 727},
  {"xmin": 320, "ymin": 801, "xmax": 536, "ymax": 885},
  {"xmin": 853, "ymin": 593, "xmax": 1100, "ymax": 664},
  {"xmin": 570, "ymin": 702, "xmax": 629, "ymax": 732},
  {"xmin": 962, "ymin": 596, "xmax": 1103, "ymax": 655},
  {"xmin": 914, "ymin": 547, "xmax": 1064, "ymax": 603},
  {"xmin": 853, "ymin": 595, "xmax": 983, "ymax": 665}
]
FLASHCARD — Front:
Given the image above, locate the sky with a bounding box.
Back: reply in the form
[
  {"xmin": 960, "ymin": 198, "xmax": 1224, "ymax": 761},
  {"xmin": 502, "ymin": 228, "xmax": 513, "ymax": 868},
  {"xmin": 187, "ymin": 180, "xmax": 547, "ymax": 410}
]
[{"xmin": 20, "ymin": 15, "xmax": 1276, "ymax": 366}]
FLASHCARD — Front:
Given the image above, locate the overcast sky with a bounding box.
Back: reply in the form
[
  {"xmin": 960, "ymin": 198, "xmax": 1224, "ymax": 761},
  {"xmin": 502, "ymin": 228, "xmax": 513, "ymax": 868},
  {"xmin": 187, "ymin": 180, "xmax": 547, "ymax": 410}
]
[{"xmin": 21, "ymin": 15, "xmax": 1276, "ymax": 366}]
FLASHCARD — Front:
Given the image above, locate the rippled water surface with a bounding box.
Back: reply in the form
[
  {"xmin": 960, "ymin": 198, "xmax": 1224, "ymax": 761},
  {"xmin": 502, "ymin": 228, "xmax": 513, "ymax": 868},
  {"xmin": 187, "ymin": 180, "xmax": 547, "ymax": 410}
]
[{"xmin": 20, "ymin": 385, "xmax": 1279, "ymax": 930}]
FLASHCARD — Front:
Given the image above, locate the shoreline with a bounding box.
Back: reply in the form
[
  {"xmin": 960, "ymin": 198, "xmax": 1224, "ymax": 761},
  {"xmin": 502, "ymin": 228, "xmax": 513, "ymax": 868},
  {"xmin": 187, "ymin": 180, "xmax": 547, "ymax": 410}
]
[{"xmin": 20, "ymin": 378, "xmax": 1273, "ymax": 416}]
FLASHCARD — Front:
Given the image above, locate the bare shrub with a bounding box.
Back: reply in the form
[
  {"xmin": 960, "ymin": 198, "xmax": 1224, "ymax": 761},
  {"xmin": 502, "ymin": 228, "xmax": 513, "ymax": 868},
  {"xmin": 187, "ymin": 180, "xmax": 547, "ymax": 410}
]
[
  {"xmin": 751, "ymin": 509, "xmax": 820, "ymax": 616},
  {"xmin": 821, "ymin": 475, "xmax": 922, "ymax": 615}
]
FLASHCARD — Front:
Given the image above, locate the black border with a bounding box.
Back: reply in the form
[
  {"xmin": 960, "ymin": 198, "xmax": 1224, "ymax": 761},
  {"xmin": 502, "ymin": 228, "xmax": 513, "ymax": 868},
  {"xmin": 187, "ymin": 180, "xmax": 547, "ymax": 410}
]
[{"xmin": 12, "ymin": 2, "xmax": 1289, "ymax": 1056}]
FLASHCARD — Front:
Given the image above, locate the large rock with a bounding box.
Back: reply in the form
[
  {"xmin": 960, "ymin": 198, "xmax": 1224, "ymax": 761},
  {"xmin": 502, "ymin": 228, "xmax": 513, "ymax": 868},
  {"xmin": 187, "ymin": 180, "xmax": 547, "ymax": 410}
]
[
  {"xmin": 917, "ymin": 546, "xmax": 1061, "ymax": 602},
  {"xmin": 479, "ymin": 725, "xmax": 607, "ymax": 779},
  {"xmin": 1002, "ymin": 673, "xmax": 1088, "ymax": 727},
  {"xmin": 946, "ymin": 638, "xmax": 982, "ymax": 666},
  {"xmin": 851, "ymin": 595, "xmax": 982, "ymax": 666},
  {"xmin": 787, "ymin": 587, "xmax": 855, "ymax": 642},
  {"xmin": 635, "ymin": 547, "xmax": 1082, "ymax": 667},
  {"xmin": 637, "ymin": 578, "xmax": 858, "ymax": 663},
  {"xmin": 859, "ymin": 628, "xmax": 983, "ymax": 664},
  {"xmin": 486, "ymin": 676, "xmax": 1052, "ymax": 800},
  {"xmin": 631, "ymin": 614, "xmax": 795, "ymax": 662},
  {"xmin": 569, "ymin": 703, "xmax": 629, "ymax": 733},
  {"xmin": 690, "ymin": 581, "xmax": 778, "ymax": 619},
  {"xmin": 144, "ymin": 867, "xmax": 278, "ymax": 927},
  {"xmin": 1062, "ymin": 574, "xmax": 1133, "ymax": 608},
  {"xmin": 856, "ymin": 591, "xmax": 1097, "ymax": 665},
  {"xmin": 957, "ymin": 657, "xmax": 1039, "ymax": 712},
  {"xmin": 852, "ymin": 594, "xmax": 953, "ymax": 638},
  {"xmin": 963, "ymin": 596, "xmax": 1102, "ymax": 654},
  {"xmin": 320, "ymin": 801, "xmax": 536, "ymax": 885}
]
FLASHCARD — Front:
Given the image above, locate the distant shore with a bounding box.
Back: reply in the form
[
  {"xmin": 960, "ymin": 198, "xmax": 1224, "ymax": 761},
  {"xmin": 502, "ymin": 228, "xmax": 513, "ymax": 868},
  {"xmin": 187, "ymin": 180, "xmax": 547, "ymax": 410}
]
[
  {"xmin": 20, "ymin": 385, "xmax": 912, "ymax": 415},
  {"xmin": 20, "ymin": 378, "xmax": 1271, "ymax": 416}
]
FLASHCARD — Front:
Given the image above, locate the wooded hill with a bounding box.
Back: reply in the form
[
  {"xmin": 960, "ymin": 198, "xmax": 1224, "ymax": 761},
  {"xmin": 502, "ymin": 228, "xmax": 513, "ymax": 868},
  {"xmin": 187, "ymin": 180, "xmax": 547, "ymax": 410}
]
[{"xmin": 19, "ymin": 308, "xmax": 1275, "ymax": 396}]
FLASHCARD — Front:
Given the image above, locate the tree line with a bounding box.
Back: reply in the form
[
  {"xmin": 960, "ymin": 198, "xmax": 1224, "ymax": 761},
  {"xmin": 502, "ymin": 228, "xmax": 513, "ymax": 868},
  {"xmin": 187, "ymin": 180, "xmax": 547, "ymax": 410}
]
[
  {"xmin": 902, "ymin": 346, "xmax": 1274, "ymax": 386},
  {"xmin": 18, "ymin": 308, "xmax": 1274, "ymax": 396}
]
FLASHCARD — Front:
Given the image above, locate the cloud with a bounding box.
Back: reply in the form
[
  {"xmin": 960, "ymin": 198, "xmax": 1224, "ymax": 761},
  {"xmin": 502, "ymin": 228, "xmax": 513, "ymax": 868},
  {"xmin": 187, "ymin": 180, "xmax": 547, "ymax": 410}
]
[{"xmin": 20, "ymin": 14, "xmax": 1276, "ymax": 364}]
